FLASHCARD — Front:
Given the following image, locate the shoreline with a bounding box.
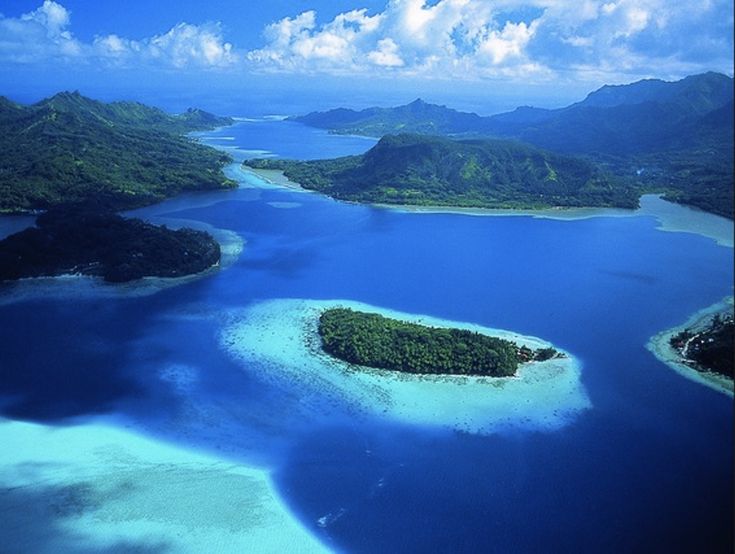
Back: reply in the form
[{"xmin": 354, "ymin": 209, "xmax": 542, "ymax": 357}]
[
  {"xmin": 239, "ymin": 166, "xmax": 733, "ymax": 247},
  {"xmin": 221, "ymin": 299, "xmax": 590, "ymax": 434},
  {"xmin": 646, "ymin": 297, "xmax": 734, "ymax": 396},
  {"xmin": 0, "ymin": 220, "xmax": 243, "ymax": 304}
]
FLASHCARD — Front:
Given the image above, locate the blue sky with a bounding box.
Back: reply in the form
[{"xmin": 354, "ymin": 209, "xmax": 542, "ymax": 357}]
[{"xmin": 1, "ymin": 1, "xmax": 733, "ymax": 113}]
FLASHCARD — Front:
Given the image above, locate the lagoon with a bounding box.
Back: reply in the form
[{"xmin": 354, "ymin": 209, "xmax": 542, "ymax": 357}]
[{"xmin": 0, "ymin": 117, "xmax": 732, "ymax": 552}]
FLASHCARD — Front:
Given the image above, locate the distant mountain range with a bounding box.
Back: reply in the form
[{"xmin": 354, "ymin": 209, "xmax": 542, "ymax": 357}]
[
  {"xmin": 0, "ymin": 91, "xmax": 235, "ymax": 212},
  {"xmin": 292, "ymin": 72, "xmax": 734, "ymax": 217},
  {"xmin": 247, "ymin": 134, "xmax": 636, "ymax": 210}
]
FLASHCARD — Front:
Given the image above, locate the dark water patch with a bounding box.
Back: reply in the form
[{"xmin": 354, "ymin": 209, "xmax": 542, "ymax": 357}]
[
  {"xmin": 277, "ymin": 418, "xmax": 734, "ymax": 554},
  {"xmin": 0, "ymin": 300, "xmax": 147, "ymax": 421},
  {"xmin": 599, "ymin": 269, "xmax": 659, "ymax": 284}
]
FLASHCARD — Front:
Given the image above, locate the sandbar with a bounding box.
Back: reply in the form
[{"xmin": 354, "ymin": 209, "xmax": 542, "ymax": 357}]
[{"xmin": 0, "ymin": 417, "xmax": 328, "ymax": 553}]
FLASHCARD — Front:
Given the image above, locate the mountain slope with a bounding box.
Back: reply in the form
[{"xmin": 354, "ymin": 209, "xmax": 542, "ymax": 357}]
[
  {"xmin": 292, "ymin": 73, "xmax": 734, "ymax": 217},
  {"xmin": 247, "ymin": 134, "xmax": 636, "ymax": 209},
  {"xmin": 0, "ymin": 92, "xmax": 236, "ymax": 212}
]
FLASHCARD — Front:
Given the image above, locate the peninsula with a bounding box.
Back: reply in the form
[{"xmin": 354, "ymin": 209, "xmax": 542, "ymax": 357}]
[
  {"xmin": 319, "ymin": 308, "xmax": 560, "ymax": 377},
  {"xmin": 648, "ymin": 298, "xmax": 734, "ymax": 395},
  {"xmin": 0, "ymin": 91, "xmax": 236, "ymax": 213},
  {"xmin": 246, "ymin": 133, "xmax": 637, "ymax": 210},
  {"xmin": 291, "ymin": 73, "xmax": 733, "ymax": 218}
]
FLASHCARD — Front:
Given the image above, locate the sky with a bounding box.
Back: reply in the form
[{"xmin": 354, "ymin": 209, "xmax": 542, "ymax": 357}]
[{"xmin": 0, "ymin": 0, "xmax": 733, "ymax": 114}]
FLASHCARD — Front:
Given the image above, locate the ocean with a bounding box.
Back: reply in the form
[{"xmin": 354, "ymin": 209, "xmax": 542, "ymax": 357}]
[{"xmin": 0, "ymin": 115, "xmax": 732, "ymax": 553}]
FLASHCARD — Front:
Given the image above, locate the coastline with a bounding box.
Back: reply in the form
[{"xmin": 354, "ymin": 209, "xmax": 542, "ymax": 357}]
[
  {"xmin": 239, "ymin": 166, "xmax": 734, "ymax": 248},
  {"xmin": 0, "ymin": 217, "xmax": 243, "ymax": 304},
  {"xmin": 241, "ymin": 166, "xmax": 314, "ymax": 192},
  {"xmin": 646, "ymin": 297, "xmax": 734, "ymax": 396},
  {"xmin": 221, "ymin": 299, "xmax": 590, "ymax": 434}
]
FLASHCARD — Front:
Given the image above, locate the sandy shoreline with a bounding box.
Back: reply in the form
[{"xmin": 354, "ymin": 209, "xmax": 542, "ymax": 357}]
[
  {"xmin": 239, "ymin": 167, "xmax": 733, "ymax": 247},
  {"xmin": 221, "ymin": 299, "xmax": 590, "ymax": 434},
  {"xmin": 241, "ymin": 166, "xmax": 314, "ymax": 192},
  {"xmin": 646, "ymin": 297, "xmax": 734, "ymax": 396}
]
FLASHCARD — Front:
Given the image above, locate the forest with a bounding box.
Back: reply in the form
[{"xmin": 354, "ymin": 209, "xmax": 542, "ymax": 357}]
[
  {"xmin": 0, "ymin": 208, "xmax": 220, "ymax": 283},
  {"xmin": 0, "ymin": 92, "xmax": 235, "ymax": 213},
  {"xmin": 248, "ymin": 133, "xmax": 637, "ymax": 210},
  {"xmin": 318, "ymin": 308, "xmax": 559, "ymax": 377}
]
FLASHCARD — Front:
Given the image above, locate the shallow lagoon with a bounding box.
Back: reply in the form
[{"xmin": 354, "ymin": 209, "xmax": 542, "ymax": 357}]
[{"xmin": 0, "ymin": 118, "xmax": 732, "ymax": 553}]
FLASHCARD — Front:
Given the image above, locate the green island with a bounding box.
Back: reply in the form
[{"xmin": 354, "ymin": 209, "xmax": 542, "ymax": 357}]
[
  {"xmin": 0, "ymin": 91, "xmax": 235, "ymax": 213},
  {"xmin": 318, "ymin": 307, "xmax": 560, "ymax": 377},
  {"xmin": 247, "ymin": 133, "xmax": 637, "ymax": 209},
  {"xmin": 0, "ymin": 208, "xmax": 220, "ymax": 283},
  {"xmin": 291, "ymin": 72, "xmax": 733, "ymax": 217},
  {"xmin": 0, "ymin": 91, "xmax": 238, "ymax": 283},
  {"xmin": 669, "ymin": 312, "xmax": 734, "ymax": 379}
]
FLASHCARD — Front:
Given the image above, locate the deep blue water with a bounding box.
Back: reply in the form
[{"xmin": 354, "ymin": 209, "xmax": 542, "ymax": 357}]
[{"xmin": 0, "ymin": 119, "xmax": 732, "ymax": 553}]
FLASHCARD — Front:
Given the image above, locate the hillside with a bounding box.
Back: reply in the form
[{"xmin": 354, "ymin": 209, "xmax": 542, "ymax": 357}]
[
  {"xmin": 247, "ymin": 134, "xmax": 636, "ymax": 209},
  {"xmin": 0, "ymin": 92, "xmax": 236, "ymax": 212},
  {"xmin": 293, "ymin": 73, "xmax": 734, "ymax": 217}
]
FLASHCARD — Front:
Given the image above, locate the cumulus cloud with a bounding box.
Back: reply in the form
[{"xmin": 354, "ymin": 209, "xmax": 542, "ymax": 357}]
[
  {"xmin": 0, "ymin": 0, "xmax": 731, "ymax": 82},
  {"xmin": 247, "ymin": 0, "xmax": 733, "ymax": 81},
  {"xmin": 247, "ymin": 0, "xmax": 544, "ymax": 78},
  {"xmin": 0, "ymin": 1, "xmax": 236, "ymax": 68}
]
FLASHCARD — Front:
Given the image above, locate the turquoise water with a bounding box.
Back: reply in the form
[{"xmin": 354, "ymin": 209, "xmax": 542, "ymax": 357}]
[{"xmin": 0, "ymin": 119, "xmax": 732, "ymax": 553}]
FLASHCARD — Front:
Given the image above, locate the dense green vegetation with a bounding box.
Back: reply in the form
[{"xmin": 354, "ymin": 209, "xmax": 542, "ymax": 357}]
[
  {"xmin": 0, "ymin": 208, "xmax": 220, "ymax": 283},
  {"xmin": 248, "ymin": 134, "xmax": 637, "ymax": 209},
  {"xmin": 670, "ymin": 313, "xmax": 734, "ymax": 379},
  {"xmin": 292, "ymin": 98, "xmax": 486, "ymax": 137},
  {"xmin": 0, "ymin": 91, "xmax": 236, "ymax": 212},
  {"xmin": 318, "ymin": 308, "xmax": 560, "ymax": 377},
  {"xmin": 294, "ymin": 73, "xmax": 734, "ymax": 217}
]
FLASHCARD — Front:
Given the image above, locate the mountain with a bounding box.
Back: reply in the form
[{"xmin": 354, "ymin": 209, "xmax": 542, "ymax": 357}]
[
  {"xmin": 246, "ymin": 134, "xmax": 636, "ymax": 210},
  {"xmin": 291, "ymin": 98, "xmax": 487, "ymax": 136},
  {"xmin": 486, "ymin": 72, "xmax": 734, "ymax": 155},
  {"xmin": 571, "ymin": 72, "xmax": 733, "ymax": 113},
  {"xmin": 0, "ymin": 92, "xmax": 236, "ymax": 212},
  {"xmin": 292, "ymin": 73, "xmax": 734, "ymax": 217}
]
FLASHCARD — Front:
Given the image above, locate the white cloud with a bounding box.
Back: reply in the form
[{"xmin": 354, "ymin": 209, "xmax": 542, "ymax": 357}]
[
  {"xmin": 244, "ymin": 0, "xmax": 732, "ymax": 80},
  {"xmin": 0, "ymin": 0, "xmax": 731, "ymax": 84},
  {"xmin": 368, "ymin": 38, "xmax": 404, "ymax": 67},
  {"xmin": 247, "ymin": 1, "xmax": 545, "ymax": 78},
  {"xmin": 146, "ymin": 23, "xmax": 236, "ymax": 68},
  {"xmin": 0, "ymin": 1, "xmax": 236, "ymax": 69},
  {"xmin": 22, "ymin": 0, "xmax": 71, "ymax": 37}
]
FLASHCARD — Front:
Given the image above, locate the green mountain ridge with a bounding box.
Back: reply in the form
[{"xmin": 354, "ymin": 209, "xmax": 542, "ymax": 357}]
[
  {"xmin": 292, "ymin": 72, "xmax": 734, "ymax": 217},
  {"xmin": 0, "ymin": 92, "xmax": 236, "ymax": 212},
  {"xmin": 247, "ymin": 133, "xmax": 636, "ymax": 209}
]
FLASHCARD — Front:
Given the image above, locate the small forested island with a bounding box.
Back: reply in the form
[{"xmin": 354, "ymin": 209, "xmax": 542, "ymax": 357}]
[
  {"xmin": 318, "ymin": 308, "xmax": 561, "ymax": 377},
  {"xmin": 0, "ymin": 208, "xmax": 220, "ymax": 283},
  {"xmin": 669, "ymin": 312, "xmax": 734, "ymax": 379},
  {"xmin": 247, "ymin": 134, "xmax": 636, "ymax": 209}
]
